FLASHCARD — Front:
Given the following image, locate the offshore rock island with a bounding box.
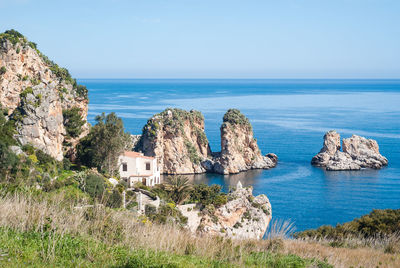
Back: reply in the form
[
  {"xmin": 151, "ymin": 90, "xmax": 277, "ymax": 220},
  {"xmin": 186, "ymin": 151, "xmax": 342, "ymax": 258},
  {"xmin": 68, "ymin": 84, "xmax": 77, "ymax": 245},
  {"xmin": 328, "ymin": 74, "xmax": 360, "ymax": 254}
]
[
  {"xmin": 135, "ymin": 108, "xmax": 278, "ymax": 175},
  {"xmin": 311, "ymin": 130, "xmax": 388, "ymax": 170}
]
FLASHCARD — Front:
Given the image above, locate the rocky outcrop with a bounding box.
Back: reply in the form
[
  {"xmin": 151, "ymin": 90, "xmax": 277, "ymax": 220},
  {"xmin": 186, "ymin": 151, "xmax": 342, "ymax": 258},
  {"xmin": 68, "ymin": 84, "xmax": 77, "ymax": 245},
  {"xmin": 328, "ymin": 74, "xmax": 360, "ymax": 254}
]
[
  {"xmin": 0, "ymin": 30, "xmax": 88, "ymax": 160},
  {"xmin": 312, "ymin": 131, "xmax": 388, "ymax": 170},
  {"xmin": 137, "ymin": 108, "xmax": 278, "ymax": 175},
  {"xmin": 211, "ymin": 109, "xmax": 277, "ymax": 174},
  {"xmin": 136, "ymin": 108, "xmax": 211, "ymax": 174},
  {"xmin": 178, "ymin": 181, "xmax": 272, "ymax": 240}
]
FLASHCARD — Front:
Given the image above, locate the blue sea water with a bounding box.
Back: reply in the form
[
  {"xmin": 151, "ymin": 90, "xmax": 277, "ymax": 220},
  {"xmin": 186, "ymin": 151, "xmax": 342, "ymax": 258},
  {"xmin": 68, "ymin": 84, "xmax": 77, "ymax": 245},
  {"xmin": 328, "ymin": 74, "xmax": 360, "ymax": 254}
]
[{"xmin": 79, "ymin": 79, "xmax": 400, "ymax": 232}]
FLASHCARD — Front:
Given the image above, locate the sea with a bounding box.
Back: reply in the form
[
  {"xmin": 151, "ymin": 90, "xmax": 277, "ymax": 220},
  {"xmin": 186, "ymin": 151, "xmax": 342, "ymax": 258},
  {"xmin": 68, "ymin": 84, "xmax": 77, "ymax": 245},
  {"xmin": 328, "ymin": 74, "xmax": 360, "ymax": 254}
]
[{"xmin": 79, "ymin": 79, "xmax": 400, "ymax": 232}]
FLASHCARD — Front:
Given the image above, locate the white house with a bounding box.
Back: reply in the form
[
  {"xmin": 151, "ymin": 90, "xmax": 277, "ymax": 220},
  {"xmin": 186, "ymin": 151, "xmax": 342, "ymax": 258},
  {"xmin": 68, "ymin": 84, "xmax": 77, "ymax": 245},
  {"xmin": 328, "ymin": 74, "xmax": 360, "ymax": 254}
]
[{"xmin": 118, "ymin": 151, "xmax": 161, "ymax": 187}]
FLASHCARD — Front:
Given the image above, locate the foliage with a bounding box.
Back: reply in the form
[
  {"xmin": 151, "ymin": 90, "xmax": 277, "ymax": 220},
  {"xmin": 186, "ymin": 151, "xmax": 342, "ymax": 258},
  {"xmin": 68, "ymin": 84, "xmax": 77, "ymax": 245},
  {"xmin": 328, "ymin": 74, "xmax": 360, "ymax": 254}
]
[
  {"xmin": 82, "ymin": 173, "xmax": 105, "ymax": 199},
  {"xmin": 294, "ymin": 209, "xmax": 400, "ymax": 240},
  {"xmin": 162, "ymin": 175, "xmax": 193, "ymax": 205},
  {"xmin": 188, "ymin": 184, "xmax": 228, "ymax": 208},
  {"xmin": 0, "ymin": 108, "xmax": 18, "ymax": 181},
  {"xmin": 222, "ymin": 109, "xmax": 251, "ymax": 129},
  {"xmin": 106, "ymin": 188, "xmax": 123, "ymax": 208},
  {"xmin": 185, "ymin": 140, "xmax": 202, "ymax": 164},
  {"xmin": 138, "ymin": 108, "xmax": 207, "ymax": 148},
  {"xmin": 62, "ymin": 107, "xmax": 85, "ymax": 138},
  {"xmin": 0, "ymin": 66, "xmax": 6, "ymax": 75},
  {"xmin": 146, "ymin": 203, "xmax": 188, "ymax": 226},
  {"xmin": 77, "ymin": 112, "xmax": 131, "ymax": 176},
  {"xmin": 75, "ymin": 84, "xmax": 88, "ymax": 99},
  {"xmin": 0, "ymin": 29, "xmax": 88, "ymax": 100}
]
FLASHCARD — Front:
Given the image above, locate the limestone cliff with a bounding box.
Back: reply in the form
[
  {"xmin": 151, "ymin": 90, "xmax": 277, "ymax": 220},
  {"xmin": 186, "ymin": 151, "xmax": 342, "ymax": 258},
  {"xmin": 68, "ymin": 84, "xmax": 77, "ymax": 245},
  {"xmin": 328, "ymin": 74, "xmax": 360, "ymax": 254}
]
[
  {"xmin": 137, "ymin": 108, "xmax": 278, "ymax": 175},
  {"xmin": 0, "ymin": 30, "xmax": 88, "ymax": 160},
  {"xmin": 136, "ymin": 108, "xmax": 211, "ymax": 174},
  {"xmin": 178, "ymin": 182, "xmax": 272, "ymax": 240},
  {"xmin": 311, "ymin": 131, "xmax": 388, "ymax": 170},
  {"xmin": 212, "ymin": 109, "xmax": 277, "ymax": 174}
]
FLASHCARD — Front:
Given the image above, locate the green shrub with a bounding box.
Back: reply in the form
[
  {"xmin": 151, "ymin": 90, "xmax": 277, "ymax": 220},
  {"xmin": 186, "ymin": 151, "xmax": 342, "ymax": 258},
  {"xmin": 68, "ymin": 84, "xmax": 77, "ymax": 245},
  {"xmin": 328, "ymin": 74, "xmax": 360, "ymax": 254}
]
[
  {"xmin": 295, "ymin": 209, "xmax": 400, "ymax": 240},
  {"xmin": 222, "ymin": 109, "xmax": 251, "ymax": 127},
  {"xmin": 75, "ymin": 85, "xmax": 88, "ymax": 99},
  {"xmin": 83, "ymin": 173, "xmax": 105, "ymax": 199},
  {"xmin": 62, "ymin": 107, "xmax": 85, "ymax": 138},
  {"xmin": 188, "ymin": 184, "xmax": 228, "ymax": 208},
  {"xmin": 0, "ymin": 66, "xmax": 6, "ymax": 75}
]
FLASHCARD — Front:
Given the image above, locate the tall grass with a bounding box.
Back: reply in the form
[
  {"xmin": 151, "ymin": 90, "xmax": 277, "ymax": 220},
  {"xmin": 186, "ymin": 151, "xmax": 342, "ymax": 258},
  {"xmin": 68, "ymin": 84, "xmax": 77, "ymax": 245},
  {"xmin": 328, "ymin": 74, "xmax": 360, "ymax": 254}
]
[{"xmin": 0, "ymin": 192, "xmax": 398, "ymax": 267}]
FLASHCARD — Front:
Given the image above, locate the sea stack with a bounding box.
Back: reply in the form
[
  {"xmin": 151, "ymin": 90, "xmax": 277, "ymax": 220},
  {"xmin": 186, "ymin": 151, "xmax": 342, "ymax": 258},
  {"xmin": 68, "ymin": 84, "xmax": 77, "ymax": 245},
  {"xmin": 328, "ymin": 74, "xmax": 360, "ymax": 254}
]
[
  {"xmin": 212, "ymin": 109, "xmax": 278, "ymax": 174},
  {"xmin": 0, "ymin": 30, "xmax": 89, "ymax": 160},
  {"xmin": 312, "ymin": 131, "xmax": 388, "ymax": 170},
  {"xmin": 137, "ymin": 108, "xmax": 278, "ymax": 175},
  {"xmin": 136, "ymin": 108, "xmax": 211, "ymax": 174}
]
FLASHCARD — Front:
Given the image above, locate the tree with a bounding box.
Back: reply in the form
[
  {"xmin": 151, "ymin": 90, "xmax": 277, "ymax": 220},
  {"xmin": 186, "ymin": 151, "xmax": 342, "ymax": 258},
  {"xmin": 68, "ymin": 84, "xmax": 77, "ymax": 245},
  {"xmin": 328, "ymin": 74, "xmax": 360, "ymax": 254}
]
[
  {"xmin": 0, "ymin": 107, "xmax": 18, "ymax": 181},
  {"xmin": 83, "ymin": 173, "xmax": 105, "ymax": 199},
  {"xmin": 63, "ymin": 107, "xmax": 85, "ymax": 138},
  {"xmin": 163, "ymin": 175, "xmax": 193, "ymax": 205},
  {"xmin": 77, "ymin": 112, "xmax": 131, "ymax": 176}
]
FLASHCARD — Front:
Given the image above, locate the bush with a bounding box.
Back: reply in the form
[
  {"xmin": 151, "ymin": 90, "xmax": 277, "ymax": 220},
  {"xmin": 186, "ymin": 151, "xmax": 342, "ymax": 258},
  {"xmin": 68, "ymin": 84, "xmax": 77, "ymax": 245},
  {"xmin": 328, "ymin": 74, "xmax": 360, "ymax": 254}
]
[
  {"xmin": 222, "ymin": 109, "xmax": 251, "ymax": 126},
  {"xmin": 295, "ymin": 209, "xmax": 400, "ymax": 240},
  {"xmin": 188, "ymin": 184, "xmax": 228, "ymax": 208},
  {"xmin": 0, "ymin": 66, "xmax": 6, "ymax": 75},
  {"xmin": 84, "ymin": 173, "xmax": 105, "ymax": 199},
  {"xmin": 106, "ymin": 189, "xmax": 123, "ymax": 208}
]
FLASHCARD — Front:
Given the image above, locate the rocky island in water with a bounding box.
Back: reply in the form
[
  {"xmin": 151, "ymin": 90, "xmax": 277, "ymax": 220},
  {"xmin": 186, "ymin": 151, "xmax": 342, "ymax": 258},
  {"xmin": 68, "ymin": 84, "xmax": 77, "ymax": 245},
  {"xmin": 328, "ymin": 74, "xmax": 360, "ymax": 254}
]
[
  {"xmin": 135, "ymin": 108, "xmax": 278, "ymax": 175},
  {"xmin": 311, "ymin": 130, "xmax": 388, "ymax": 171}
]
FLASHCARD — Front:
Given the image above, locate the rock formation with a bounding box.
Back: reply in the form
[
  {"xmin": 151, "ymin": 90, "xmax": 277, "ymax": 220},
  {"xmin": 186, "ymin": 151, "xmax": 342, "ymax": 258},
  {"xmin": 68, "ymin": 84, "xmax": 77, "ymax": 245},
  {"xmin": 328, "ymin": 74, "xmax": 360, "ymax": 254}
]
[
  {"xmin": 136, "ymin": 108, "xmax": 211, "ymax": 174},
  {"xmin": 178, "ymin": 181, "xmax": 272, "ymax": 240},
  {"xmin": 136, "ymin": 108, "xmax": 278, "ymax": 175},
  {"xmin": 0, "ymin": 30, "xmax": 88, "ymax": 160},
  {"xmin": 211, "ymin": 109, "xmax": 277, "ymax": 174},
  {"xmin": 312, "ymin": 131, "xmax": 388, "ymax": 170}
]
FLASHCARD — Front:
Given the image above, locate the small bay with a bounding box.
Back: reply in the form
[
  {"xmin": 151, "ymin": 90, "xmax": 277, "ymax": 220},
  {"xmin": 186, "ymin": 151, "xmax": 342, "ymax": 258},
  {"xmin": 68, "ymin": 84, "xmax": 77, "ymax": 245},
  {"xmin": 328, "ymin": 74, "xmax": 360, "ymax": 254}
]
[{"xmin": 81, "ymin": 79, "xmax": 400, "ymax": 231}]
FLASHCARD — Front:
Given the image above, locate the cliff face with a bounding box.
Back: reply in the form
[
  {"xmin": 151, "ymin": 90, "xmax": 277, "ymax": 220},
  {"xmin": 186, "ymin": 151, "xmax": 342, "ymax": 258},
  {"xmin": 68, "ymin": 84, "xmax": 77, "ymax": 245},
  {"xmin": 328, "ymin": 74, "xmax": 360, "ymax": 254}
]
[
  {"xmin": 311, "ymin": 131, "xmax": 388, "ymax": 170},
  {"xmin": 0, "ymin": 31, "xmax": 88, "ymax": 160},
  {"xmin": 137, "ymin": 108, "xmax": 211, "ymax": 174},
  {"xmin": 137, "ymin": 108, "xmax": 278, "ymax": 175},
  {"xmin": 178, "ymin": 182, "xmax": 272, "ymax": 240},
  {"xmin": 212, "ymin": 109, "xmax": 277, "ymax": 174}
]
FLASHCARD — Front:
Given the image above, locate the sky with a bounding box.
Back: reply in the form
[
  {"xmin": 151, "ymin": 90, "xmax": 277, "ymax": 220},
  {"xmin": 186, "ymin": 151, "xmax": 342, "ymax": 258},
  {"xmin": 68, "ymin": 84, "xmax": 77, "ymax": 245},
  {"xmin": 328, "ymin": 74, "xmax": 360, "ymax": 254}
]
[{"xmin": 1, "ymin": 0, "xmax": 399, "ymax": 79}]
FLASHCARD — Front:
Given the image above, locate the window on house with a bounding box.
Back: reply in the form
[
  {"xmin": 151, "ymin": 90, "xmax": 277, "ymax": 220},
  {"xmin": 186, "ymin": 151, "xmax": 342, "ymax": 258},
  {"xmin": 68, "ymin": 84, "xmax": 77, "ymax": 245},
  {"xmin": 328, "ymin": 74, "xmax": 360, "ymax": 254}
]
[
  {"xmin": 146, "ymin": 162, "xmax": 151, "ymax": 170},
  {"xmin": 122, "ymin": 163, "xmax": 127, "ymax": 171}
]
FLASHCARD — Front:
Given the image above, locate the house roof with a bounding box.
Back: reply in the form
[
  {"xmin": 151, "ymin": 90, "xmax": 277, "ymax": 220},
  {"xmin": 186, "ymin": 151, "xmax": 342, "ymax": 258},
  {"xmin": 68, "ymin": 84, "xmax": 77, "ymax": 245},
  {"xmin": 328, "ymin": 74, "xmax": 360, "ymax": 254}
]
[{"xmin": 122, "ymin": 151, "xmax": 155, "ymax": 160}]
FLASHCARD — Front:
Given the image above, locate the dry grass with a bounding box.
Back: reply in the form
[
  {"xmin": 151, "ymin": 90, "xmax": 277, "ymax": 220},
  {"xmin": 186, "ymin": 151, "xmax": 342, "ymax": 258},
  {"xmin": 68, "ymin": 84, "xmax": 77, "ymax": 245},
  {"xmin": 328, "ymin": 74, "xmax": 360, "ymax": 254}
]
[
  {"xmin": 0, "ymin": 192, "xmax": 399, "ymax": 267},
  {"xmin": 284, "ymin": 239, "xmax": 400, "ymax": 268}
]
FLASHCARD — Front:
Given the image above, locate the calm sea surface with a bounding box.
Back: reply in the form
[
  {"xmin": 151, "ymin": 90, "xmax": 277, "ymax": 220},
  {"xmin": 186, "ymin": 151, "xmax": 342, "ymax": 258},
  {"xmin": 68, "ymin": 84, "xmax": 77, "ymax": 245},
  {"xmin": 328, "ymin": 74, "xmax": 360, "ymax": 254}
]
[{"xmin": 79, "ymin": 79, "xmax": 400, "ymax": 231}]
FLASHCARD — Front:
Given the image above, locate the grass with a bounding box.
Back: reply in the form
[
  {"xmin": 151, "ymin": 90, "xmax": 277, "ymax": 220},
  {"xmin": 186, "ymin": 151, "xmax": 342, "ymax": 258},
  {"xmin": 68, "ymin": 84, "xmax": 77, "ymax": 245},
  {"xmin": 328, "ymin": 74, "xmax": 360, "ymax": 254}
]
[
  {"xmin": 0, "ymin": 192, "xmax": 332, "ymax": 267},
  {"xmin": 0, "ymin": 228, "xmax": 332, "ymax": 268}
]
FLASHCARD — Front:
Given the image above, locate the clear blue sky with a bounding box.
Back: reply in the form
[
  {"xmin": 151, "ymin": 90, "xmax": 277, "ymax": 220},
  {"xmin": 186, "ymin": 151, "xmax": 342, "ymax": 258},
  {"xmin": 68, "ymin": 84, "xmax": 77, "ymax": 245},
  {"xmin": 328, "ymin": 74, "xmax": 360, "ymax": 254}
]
[{"xmin": 1, "ymin": 0, "xmax": 399, "ymax": 78}]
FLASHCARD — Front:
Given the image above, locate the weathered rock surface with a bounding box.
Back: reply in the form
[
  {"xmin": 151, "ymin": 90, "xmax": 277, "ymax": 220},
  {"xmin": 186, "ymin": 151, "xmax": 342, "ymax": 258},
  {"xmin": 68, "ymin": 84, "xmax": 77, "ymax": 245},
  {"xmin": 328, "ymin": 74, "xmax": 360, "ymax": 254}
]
[
  {"xmin": 0, "ymin": 32, "xmax": 88, "ymax": 160},
  {"xmin": 178, "ymin": 181, "xmax": 272, "ymax": 240},
  {"xmin": 136, "ymin": 108, "xmax": 211, "ymax": 174},
  {"xmin": 312, "ymin": 131, "xmax": 388, "ymax": 170},
  {"xmin": 136, "ymin": 108, "xmax": 278, "ymax": 175},
  {"xmin": 211, "ymin": 109, "xmax": 277, "ymax": 174}
]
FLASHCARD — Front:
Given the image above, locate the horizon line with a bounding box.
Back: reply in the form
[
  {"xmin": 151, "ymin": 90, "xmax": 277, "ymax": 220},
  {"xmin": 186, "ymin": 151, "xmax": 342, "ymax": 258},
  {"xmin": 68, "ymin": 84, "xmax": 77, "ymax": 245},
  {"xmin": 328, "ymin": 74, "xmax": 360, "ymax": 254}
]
[{"xmin": 75, "ymin": 77, "xmax": 400, "ymax": 80}]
